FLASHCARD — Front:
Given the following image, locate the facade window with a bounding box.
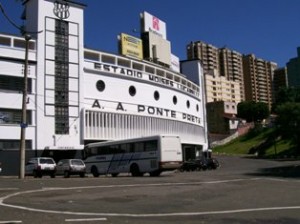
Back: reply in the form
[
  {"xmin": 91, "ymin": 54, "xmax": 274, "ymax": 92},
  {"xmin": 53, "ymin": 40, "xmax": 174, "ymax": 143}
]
[
  {"xmin": 154, "ymin": 91, "xmax": 160, "ymax": 101},
  {"xmin": 186, "ymin": 100, "xmax": 190, "ymax": 108},
  {"xmin": 55, "ymin": 19, "xmax": 69, "ymax": 134},
  {"xmin": 173, "ymin": 96, "xmax": 177, "ymax": 105},
  {"xmin": 196, "ymin": 104, "xmax": 199, "ymax": 112},
  {"xmin": 0, "ymin": 75, "xmax": 32, "ymax": 93},
  {"xmin": 13, "ymin": 39, "xmax": 35, "ymax": 50},
  {"xmin": 96, "ymin": 80, "xmax": 105, "ymax": 92},
  {"xmin": 84, "ymin": 51, "xmax": 99, "ymax": 61},
  {"xmin": 0, "ymin": 36, "xmax": 11, "ymax": 46},
  {"xmin": 129, "ymin": 85, "xmax": 136, "ymax": 96},
  {"xmin": 0, "ymin": 108, "xmax": 32, "ymax": 125},
  {"xmin": 0, "ymin": 140, "xmax": 32, "ymax": 151}
]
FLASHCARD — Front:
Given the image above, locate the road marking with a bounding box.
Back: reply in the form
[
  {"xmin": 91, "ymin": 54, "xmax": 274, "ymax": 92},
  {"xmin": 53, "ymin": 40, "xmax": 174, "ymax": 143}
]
[
  {"xmin": 0, "ymin": 178, "xmax": 299, "ymax": 218},
  {"xmin": 0, "ymin": 221, "xmax": 22, "ymax": 224},
  {"xmin": 65, "ymin": 218, "xmax": 107, "ymax": 222}
]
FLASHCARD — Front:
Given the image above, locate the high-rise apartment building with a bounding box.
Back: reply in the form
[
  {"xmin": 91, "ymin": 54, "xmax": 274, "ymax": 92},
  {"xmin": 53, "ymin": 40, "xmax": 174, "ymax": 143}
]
[
  {"xmin": 205, "ymin": 74, "xmax": 241, "ymax": 103},
  {"xmin": 186, "ymin": 41, "xmax": 219, "ymax": 75},
  {"xmin": 219, "ymin": 48, "xmax": 245, "ymax": 100},
  {"xmin": 286, "ymin": 47, "xmax": 300, "ymax": 88},
  {"xmin": 186, "ymin": 41, "xmax": 244, "ymax": 103},
  {"xmin": 273, "ymin": 67, "xmax": 288, "ymax": 102},
  {"xmin": 242, "ymin": 54, "xmax": 277, "ymax": 109}
]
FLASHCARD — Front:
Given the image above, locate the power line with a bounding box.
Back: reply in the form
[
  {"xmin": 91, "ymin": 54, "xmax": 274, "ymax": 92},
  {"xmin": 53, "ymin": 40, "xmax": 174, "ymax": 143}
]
[{"xmin": 0, "ymin": 2, "xmax": 24, "ymax": 34}]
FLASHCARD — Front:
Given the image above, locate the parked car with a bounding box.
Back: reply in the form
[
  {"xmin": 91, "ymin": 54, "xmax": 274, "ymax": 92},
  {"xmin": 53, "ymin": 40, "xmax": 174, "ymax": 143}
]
[
  {"xmin": 0, "ymin": 162, "xmax": 2, "ymax": 173},
  {"xmin": 25, "ymin": 157, "xmax": 56, "ymax": 178},
  {"xmin": 56, "ymin": 159, "xmax": 86, "ymax": 178}
]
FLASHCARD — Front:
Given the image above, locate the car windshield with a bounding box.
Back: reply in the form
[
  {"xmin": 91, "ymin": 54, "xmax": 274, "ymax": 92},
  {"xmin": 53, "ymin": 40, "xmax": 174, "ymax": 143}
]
[
  {"xmin": 71, "ymin": 160, "xmax": 84, "ymax": 165},
  {"xmin": 40, "ymin": 158, "xmax": 54, "ymax": 164}
]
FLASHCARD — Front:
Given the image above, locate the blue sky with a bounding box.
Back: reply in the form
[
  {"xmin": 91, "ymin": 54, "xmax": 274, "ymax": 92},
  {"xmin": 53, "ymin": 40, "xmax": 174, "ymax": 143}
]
[{"xmin": 1, "ymin": 0, "xmax": 300, "ymax": 67}]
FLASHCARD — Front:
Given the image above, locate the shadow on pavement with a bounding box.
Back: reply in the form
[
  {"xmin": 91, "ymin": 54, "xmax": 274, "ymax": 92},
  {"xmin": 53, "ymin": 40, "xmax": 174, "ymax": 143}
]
[{"xmin": 247, "ymin": 164, "xmax": 300, "ymax": 178}]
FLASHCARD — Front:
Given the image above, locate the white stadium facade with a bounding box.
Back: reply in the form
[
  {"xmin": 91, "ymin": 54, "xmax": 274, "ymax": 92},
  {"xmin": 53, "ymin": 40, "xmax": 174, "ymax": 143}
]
[{"xmin": 0, "ymin": 0, "xmax": 208, "ymax": 175}]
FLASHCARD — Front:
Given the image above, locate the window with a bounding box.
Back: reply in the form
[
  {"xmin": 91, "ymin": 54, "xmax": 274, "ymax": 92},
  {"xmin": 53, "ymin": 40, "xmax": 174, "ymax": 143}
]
[
  {"xmin": 0, "ymin": 140, "xmax": 32, "ymax": 150},
  {"xmin": 145, "ymin": 140, "xmax": 158, "ymax": 152},
  {"xmin": 0, "ymin": 75, "xmax": 32, "ymax": 93},
  {"xmin": 129, "ymin": 85, "xmax": 136, "ymax": 96},
  {"xmin": 145, "ymin": 66, "xmax": 155, "ymax": 74},
  {"xmin": 102, "ymin": 55, "xmax": 115, "ymax": 64},
  {"xmin": 134, "ymin": 142, "xmax": 144, "ymax": 152},
  {"xmin": 173, "ymin": 96, "xmax": 177, "ymax": 105},
  {"xmin": 13, "ymin": 39, "xmax": 35, "ymax": 50},
  {"xmin": 55, "ymin": 19, "xmax": 69, "ymax": 134},
  {"xmin": 117, "ymin": 58, "xmax": 130, "ymax": 67},
  {"xmin": 132, "ymin": 62, "xmax": 143, "ymax": 71},
  {"xmin": 0, "ymin": 36, "xmax": 11, "ymax": 46},
  {"xmin": 0, "ymin": 108, "xmax": 32, "ymax": 125},
  {"xmin": 186, "ymin": 100, "xmax": 190, "ymax": 108},
  {"xmin": 84, "ymin": 51, "xmax": 99, "ymax": 61},
  {"xmin": 154, "ymin": 91, "xmax": 160, "ymax": 101},
  {"xmin": 96, "ymin": 80, "xmax": 105, "ymax": 92}
]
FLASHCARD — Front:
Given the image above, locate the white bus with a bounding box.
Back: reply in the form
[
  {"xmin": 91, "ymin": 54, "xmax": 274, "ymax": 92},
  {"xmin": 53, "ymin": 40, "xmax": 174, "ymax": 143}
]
[{"xmin": 83, "ymin": 135, "xmax": 182, "ymax": 177}]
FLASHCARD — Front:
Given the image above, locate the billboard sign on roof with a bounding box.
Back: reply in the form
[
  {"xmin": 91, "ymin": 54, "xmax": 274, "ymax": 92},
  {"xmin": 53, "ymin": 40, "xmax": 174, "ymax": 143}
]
[
  {"xmin": 142, "ymin": 11, "xmax": 167, "ymax": 40},
  {"xmin": 119, "ymin": 33, "xmax": 143, "ymax": 60}
]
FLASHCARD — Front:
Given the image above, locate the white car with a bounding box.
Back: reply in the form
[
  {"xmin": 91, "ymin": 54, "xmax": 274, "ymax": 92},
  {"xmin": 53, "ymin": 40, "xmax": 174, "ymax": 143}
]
[
  {"xmin": 56, "ymin": 159, "xmax": 86, "ymax": 178},
  {"xmin": 0, "ymin": 162, "xmax": 2, "ymax": 173},
  {"xmin": 25, "ymin": 157, "xmax": 56, "ymax": 178}
]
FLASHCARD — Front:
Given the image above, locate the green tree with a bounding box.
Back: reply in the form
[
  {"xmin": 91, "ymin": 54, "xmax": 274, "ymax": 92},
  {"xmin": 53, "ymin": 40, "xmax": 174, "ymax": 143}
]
[
  {"xmin": 273, "ymin": 87, "xmax": 300, "ymax": 112},
  {"xmin": 237, "ymin": 101, "xmax": 269, "ymax": 122},
  {"xmin": 275, "ymin": 102, "xmax": 300, "ymax": 153}
]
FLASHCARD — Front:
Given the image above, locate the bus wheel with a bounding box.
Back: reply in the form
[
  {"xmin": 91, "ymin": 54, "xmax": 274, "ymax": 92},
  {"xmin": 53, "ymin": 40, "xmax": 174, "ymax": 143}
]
[
  {"xmin": 149, "ymin": 170, "xmax": 161, "ymax": 177},
  {"xmin": 111, "ymin": 173, "xmax": 119, "ymax": 177},
  {"xmin": 130, "ymin": 164, "xmax": 141, "ymax": 177},
  {"xmin": 91, "ymin": 166, "xmax": 99, "ymax": 177}
]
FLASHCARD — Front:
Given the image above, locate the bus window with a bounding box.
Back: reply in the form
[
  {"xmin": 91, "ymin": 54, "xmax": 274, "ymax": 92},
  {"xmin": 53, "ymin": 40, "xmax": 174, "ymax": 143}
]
[
  {"xmin": 109, "ymin": 145, "xmax": 120, "ymax": 154},
  {"xmin": 145, "ymin": 140, "xmax": 157, "ymax": 152},
  {"xmin": 120, "ymin": 143, "xmax": 132, "ymax": 153},
  {"xmin": 134, "ymin": 142, "xmax": 144, "ymax": 152}
]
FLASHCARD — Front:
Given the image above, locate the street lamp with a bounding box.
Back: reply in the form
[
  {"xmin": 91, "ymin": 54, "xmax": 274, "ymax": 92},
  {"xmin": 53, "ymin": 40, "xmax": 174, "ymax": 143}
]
[{"xmin": 19, "ymin": 34, "xmax": 31, "ymax": 179}]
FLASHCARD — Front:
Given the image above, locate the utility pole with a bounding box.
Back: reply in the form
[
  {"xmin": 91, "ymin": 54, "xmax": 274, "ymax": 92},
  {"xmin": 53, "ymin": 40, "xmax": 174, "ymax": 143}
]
[{"xmin": 19, "ymin": 34, "xmax": 31, "ymax": 179}]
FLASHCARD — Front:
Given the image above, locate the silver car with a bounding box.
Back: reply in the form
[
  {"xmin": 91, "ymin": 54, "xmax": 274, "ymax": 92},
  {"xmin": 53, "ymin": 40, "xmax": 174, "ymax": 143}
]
[
  {"xmin": 56, "ymin": 159, "xmax": 86, "ymax": 178},
  {"xmin": 25, "ymin": 157, "xmax": 56, "ymax": 178}
]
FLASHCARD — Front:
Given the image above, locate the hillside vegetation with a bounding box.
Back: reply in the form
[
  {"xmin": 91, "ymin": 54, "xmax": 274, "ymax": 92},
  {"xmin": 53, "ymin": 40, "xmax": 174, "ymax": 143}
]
[{"xmin": 213, "ymin": 127, "xmax": 298, "ymax": 158}]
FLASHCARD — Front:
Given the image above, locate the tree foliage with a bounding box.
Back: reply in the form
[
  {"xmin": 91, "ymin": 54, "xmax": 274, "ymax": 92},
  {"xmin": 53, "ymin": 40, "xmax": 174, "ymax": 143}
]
[
  {"xmin": 237, "ymin": 101, "xmax": 269, "ymax": 122},
  {"xmin": 275, "ymin": 102, "xmax": 300, "ymax": 152},
  {"xmin": 273, "ymin": 87, "xmax": 300, "ymax": 111}
]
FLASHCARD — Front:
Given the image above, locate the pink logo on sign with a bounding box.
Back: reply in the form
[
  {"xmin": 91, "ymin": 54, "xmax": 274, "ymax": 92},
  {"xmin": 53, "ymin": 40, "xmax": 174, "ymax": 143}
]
[{"xmin": 152, "ymin": 16, "xmax": 160, "ymax": 31}]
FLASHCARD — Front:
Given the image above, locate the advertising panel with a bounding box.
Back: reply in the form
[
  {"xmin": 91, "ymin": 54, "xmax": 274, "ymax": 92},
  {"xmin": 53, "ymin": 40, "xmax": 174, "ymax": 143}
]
[
  {"xmin": 171, "ymin": 54, "xmax": 180, "ymax": 73},
  {"xmin": 120, "ymin": 33, "xmax": 143, "ymax": 60},
  {"xmin": 142, "ymin": 11, "xmax": 167, "ymax": 40}
]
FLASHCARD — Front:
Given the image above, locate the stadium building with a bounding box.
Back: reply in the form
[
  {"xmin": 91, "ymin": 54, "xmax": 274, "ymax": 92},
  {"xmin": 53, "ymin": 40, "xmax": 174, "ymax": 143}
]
[{"xmin": 0, "ymin": 0, "xmax": 208, "ymax": 174}]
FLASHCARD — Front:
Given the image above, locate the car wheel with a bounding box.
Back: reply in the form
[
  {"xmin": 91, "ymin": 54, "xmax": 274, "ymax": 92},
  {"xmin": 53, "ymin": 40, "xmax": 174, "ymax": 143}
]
[
  {"xmin": 80, "ymin": 173, "xmax": 85, "ymax": 178},
  {"xmin": 50, "ymin": 172, "xmax": 55, "ymax": 178},
  {"xmin": 33, "ymin": 170, "xmax": 38, "ymax": 178},
  {"xmin": 64, "ymin": 171, "xmax": 70, "ymax": 178}
]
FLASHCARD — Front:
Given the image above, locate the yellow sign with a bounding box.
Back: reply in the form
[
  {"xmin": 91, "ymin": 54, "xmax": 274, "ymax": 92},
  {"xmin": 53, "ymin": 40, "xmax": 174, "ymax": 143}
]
[{"xmin": 120, "ymin": 33, "xmax": 143, "ymax": 60}]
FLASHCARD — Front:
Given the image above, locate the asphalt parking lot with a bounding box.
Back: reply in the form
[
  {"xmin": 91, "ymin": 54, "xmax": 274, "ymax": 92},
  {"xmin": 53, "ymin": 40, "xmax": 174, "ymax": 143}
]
[{"xmin": 0, "ymin": 155, "xmax": 299, "ymax": 224}]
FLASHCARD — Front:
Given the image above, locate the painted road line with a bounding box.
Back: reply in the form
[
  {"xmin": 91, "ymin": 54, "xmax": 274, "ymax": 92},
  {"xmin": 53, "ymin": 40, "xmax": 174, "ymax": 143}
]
[
  {"xmin": 0, "ymin": 221, "xmax": 22, "ymax": 224},
  {"xmin": 65, "ymin": 218, "xmax": 107, "ymax": 222}
]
